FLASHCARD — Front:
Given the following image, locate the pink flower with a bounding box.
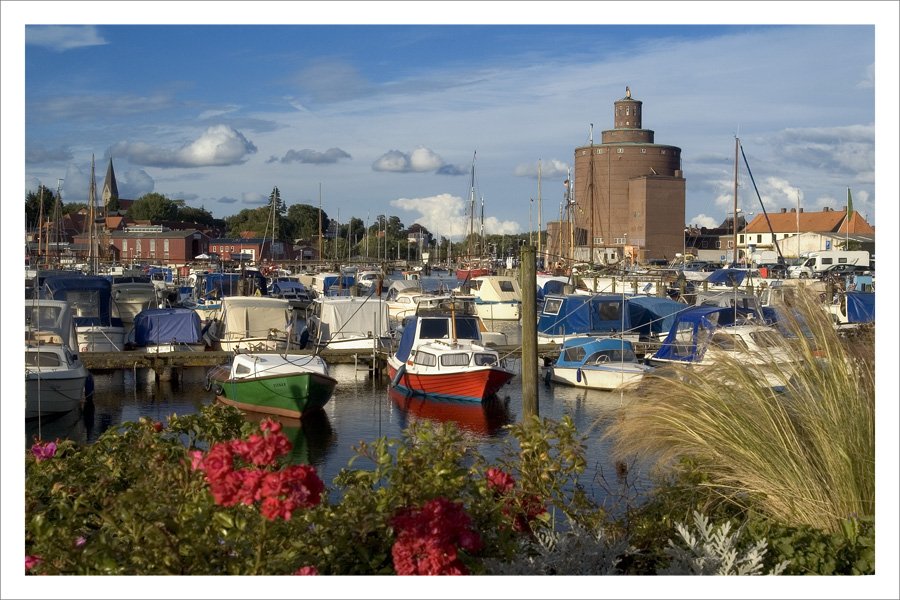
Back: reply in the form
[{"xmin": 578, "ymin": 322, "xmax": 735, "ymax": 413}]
[
  {"xmin": 260, "ymin": 418, "xmax": 283, "ymax": 433},
  {"xmin": 294, "ymin": 565, "xmax": 319, "ymax": 575},
  {"xmin": 25, "ymin": 555, "xmax": 42, "ymax": 570},
  {"xmin": 75, "ymin": 536, "xmax": 87, "ymax": 547},
  {"xmin": 486, "ymin": 468, "xmax": 515, "ymax": 493},
  {"xmin": 189, "ymin": 450, "xmax": 204, "ymax": 470},
  {"xmin": 390, "ymin": 498, "xmax": 480, "ymax": 575},
  {"xmin": 31, "ymin": 441, "xmax": 57, "ymax": 462}
]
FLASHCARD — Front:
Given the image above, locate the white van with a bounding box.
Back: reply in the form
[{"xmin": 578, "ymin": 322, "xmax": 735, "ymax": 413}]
[{"xmin": 787, "ymin": 250, "xmax": 869, "ymax": 279}]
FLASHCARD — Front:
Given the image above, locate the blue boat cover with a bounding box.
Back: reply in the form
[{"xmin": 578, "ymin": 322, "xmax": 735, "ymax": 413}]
[
  {"xmin": 537, "ymin": 294, "xmax": 632, "ymax": 337},
  {"xmin": 652, "ymin": 306, "xmax": 743, "ymax": 362},
  {"xmin": 705, "ymin": 268, "xmax": 748, "ymax": 286},
  {"xmin": 41, "ymin": 275, "xmax": 123, "ymax": 328},
  {"xmin": 202, "ymin": 273, "xmax": 242, "ymax": 297},
  {"xmin": 537, "ymin": 279, "xmax": 568, "ymax": 301},
  {"xmin": 627, "ymin": 296, "xmax": 687, "ymax": 338},
  {"xmin": 845, "ymin": 291, "xmax": 875, "ymax": 323},
  {"xmin": 148, "ymin": 267, "xmax": 173, "ymax": 283},
  {"xmin": 395, "ymin": 317, "xmax": 418, "ymax": 363},
  {"xmin": 556, "ymin": 337, "xmax": 636, "ymax": 368},
  {"xmin": 133, "ymin": 308, "xmax": 202, "ymax": 345}
]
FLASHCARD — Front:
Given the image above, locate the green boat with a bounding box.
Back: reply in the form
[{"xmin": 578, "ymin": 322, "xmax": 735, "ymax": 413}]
[{"xmin": 206, "ymin": 352, "xmax": 337, "ymax": 419}]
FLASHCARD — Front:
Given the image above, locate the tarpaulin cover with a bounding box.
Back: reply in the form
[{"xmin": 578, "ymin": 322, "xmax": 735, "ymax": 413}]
[
  {"xmin": 845, "ymin": 291, "xmax": 875, "ymax": 323},
  {"xmin": 41, "ymin": 275, "xmax": 123, "ymax": 328},
  {"xmin": 627, "ymin": 296, "xmax": 687, "ymax": 338},
  {"xmin": 133, "ymin": 308, "xmax": 202, "ymax": 345},
  {"xmin": 705, "ymin": 268, "xmax": 748, "ymax": 286},
  {"xmin": 652, "ymin": 306, "xmax": 742, "ymax": 362}
]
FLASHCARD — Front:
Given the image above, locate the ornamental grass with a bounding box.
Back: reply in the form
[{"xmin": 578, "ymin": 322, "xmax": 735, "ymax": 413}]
[{"xmin": 606, "ymin": 286, "xmax": 875, "ymax": 532}]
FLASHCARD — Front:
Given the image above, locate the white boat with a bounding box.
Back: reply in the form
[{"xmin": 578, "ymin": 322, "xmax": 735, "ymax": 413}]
[
  {"xmin": 646, "ymin": 305, "xmax": 798, "ymax": 391},
  {"xmin": 543, "ymin": 337, "xmax": 653, "ymax": 391},
  {"xmin": 459, "ymin": 275, "xmax": 521, "ymax": 321},
  {"xmin": 202, "ymin": 296, "xmax": 297, "ymax": 352},
  {"xmin": 385, "ymin": 280, "xmax": 425, "ymax": 321},
  {"xmin": 40, "ymin": 274, "xmax": 126, "ymax": 352},
  {"xmin": 387, "ymin": 295, "xmax": 515, "ymax": 402},
  {"xmin": 356, "ymin": 270, "xmax": 383, "ymax": 293},
  {"xmin": 410, "ymin": 294, "xmax": 507, "ymax": 346},
  {"xmin": 306, "ymin": 296, "xmax": 392, "ymax": 350},
  {"xmin": 25, "ymin": 299, "xmax": 90, "ymax": 418},
  {"xmin": 112, "ymin": 275, "xmax": 160, "ymax": 325}
]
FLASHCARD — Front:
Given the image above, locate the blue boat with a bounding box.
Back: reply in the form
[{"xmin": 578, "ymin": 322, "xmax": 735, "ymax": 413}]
[
  {"xmin": 544, "ymin": 337, "xmax": 654, "ymax": 391},
  {"xmin": 537, "ymin": 294, "xmax": 636, "ymax": 344},
  {"xmin": 128, "ymin": 307, "xmax": 205, "ymax": 353},
  {"xmin": 41, "ymin": 275, "xmax": 126, "ymax": 352}
]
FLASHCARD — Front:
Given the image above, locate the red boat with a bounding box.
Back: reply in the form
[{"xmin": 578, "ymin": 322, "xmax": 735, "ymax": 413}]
[
  {"xmin": 455, "ymin": 266, "xmax": 491, "ymax": 280},
  {"xmin": 386, "ymin": 295, "xmax": 515, "ymax": 402}
]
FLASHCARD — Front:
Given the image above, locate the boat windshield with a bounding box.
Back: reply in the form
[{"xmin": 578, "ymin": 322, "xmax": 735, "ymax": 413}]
[
  {"xmin": 418, "ymin": 317, "xmax": 480, "ymax": 340},
  {"xmin": 709, "ymin": 331, "xmax": 749, "ymax": 352},
  {"xmin": 586, "ymin": 349, "xmax": 636, "ymax": 364}
]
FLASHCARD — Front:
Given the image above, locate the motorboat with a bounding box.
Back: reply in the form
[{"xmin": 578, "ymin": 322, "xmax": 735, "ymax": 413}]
[
  {"xmin": 536, "ymin": 294, "xmax": 638, "ymax": 345},
  {"xmin": 128, "ymin": 307, "xmax": 206, "ymax": 353},
  {"xmin": 111, "ymin": 275, "xmax": 160, "ymax": 325},
  {"xmin": 543, "ymin": 337, "xmax": 653, "ymax": 391},
  {"xmin": 646, "ymin": 305, "xmax": 798, "ymax": 391},
  {"xmin": 458, "ymin": 275, "xmax": 521, "ymax": 321},
  {"xmin": 305, "ymin": 295, "xmax": 392, "ymax": 351},
  {"xmin": 384, "ymin": 280, "xmax": 425, "ymax": 321},
  {"xmin": 387, "ymin": 295, "xmax": 515, "ymax": 402},
  {"xmin": 207, "ymin": 352, "xmax": 337, "ymax": 419},
  {"xmin": 40, "ymin": 274, "xmax": 126, "ymax": 352},
  {"xmin": 201, "ymin": 296, "xmax": 298, "ymax": 352},
  {"xmin": 25, "ymin": 299, "xmax": 90, "ymax": 418}
]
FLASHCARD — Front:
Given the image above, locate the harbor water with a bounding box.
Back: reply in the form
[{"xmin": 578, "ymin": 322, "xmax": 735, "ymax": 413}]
[{"xmin": 25, "ymin": 272, "xmax": 654, "ymax": 510}]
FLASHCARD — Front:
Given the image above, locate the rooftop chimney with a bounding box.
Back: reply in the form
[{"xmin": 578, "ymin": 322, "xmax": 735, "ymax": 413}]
[{"xmin": 780, "ymin": 208, "xmax": 787, "ymax": 213}]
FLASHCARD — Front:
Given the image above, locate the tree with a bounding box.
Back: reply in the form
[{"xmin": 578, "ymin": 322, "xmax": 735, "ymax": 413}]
[
  {"xmin": 106, "ymin": 194, "xmax": 121, "ymax": 213},
  {"xmin": 25, "ymin": 186, "xmax": 57, "ymax": 228},
  {"xmin": 128, "ymin": 193, "xmax": 184, "ymax": 221},
  {"xmin": 286, "ymin": 203, "xmax": 329, "ymax": 241}
]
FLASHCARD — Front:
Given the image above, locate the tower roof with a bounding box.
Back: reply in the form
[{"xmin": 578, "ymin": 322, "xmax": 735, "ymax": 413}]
[{"xmin": 103, "ymin": 158, "xmax": 118, "ymax": 199}]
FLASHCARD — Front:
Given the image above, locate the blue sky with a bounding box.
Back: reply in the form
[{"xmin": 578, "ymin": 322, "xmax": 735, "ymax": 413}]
[{"xmin": 7, "ymin": 5, "xmax": 897, "ymax": 242}]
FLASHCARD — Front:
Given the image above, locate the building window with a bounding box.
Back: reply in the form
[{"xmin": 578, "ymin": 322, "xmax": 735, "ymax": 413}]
[
  {"xmin": 593, "ymin": 237, "xmax": 603, "ymax": 245},
  {"xmin": 136, "ymin": 239, "xmax": 142, "ymax": 254},
  {"xmin": 727, "ymin": 241, "xmax": 733, "ymax": 248},
  {"xmin": 716, "ymin": 241, "xmax": 721, "ymax": 249},
  {"xmin": 122, "ymin": 240, "xmax": 128, "ymax": 253},
  {"xmin": 701, "ymin": 241, "xmax": 708, "ymax": 248},
  {"xmin": 626, "ymin": 107, "xmax": 630, "ymax": 115},
  {"xmin": 739, "ymin": 235, "xmax": 745, "ymax": 244},
  {"xmin": 757, "ymin": 234, "xmax": 762, "ymax": 243},
  {"xmin": 613, "ymin": 237, "xmax": 626, "ymax": 244},
  {"xmin": 633, "ymin": 211, "xmax": 642, "ymax": 217},
  {"xmin": 581, "ymin": 150, "xmax": 586, "ymax": 155},
  {"xmin": 150, "ymin": 239, "xmax": 156, "ymax": 252},
  {"xmin": 164, "ymin": 239, "xmax": 169, "ymax": 252},
  {"xmin": 660, "ymin": 150, "xmax": 666, "ymax": 154},
  {"xmin": 640, "ymin": 148, "xmax": 646, "ymax": 153},
  {"xmin": 231, "ymin": 246, "xmax": 234, "ymax": 252},
  {"xmin": 596, "ymin": 148, "xmax": 601, "ymax": 154},
  {"xmin": 617, "ymin": 148, "xmax": 624, "ymax": 154}
]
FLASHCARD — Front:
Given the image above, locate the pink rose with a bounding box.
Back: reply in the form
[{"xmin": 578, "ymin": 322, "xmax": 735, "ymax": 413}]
[
  {"xmin": 31, "ymin": 441, "xmax": 57, "ymax": 462},
  {"xmin": 25, "ymin": 555, "xmax": 42, "ymax": 570},
  {"xmin": 294, "ymin": 565, "xmax": 318, "ymax": 575}
]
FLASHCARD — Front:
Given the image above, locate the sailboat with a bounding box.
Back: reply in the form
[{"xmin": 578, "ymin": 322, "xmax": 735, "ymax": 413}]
[{"xmin": 456, "ymin": 153, "xmax": 492, "ymax": 280}]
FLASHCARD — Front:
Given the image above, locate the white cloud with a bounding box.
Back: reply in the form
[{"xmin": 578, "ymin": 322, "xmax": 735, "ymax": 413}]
[
  {"xmin": 513, "ymin": 159, "xmax": 569, "ymax": 179},
  {"xmin": 279, "ymin": 148, "xmax": 351, "ymax": 164},
  {"xmin": 25, "ymin": 25, "xmax": 108, "ymax": 51},
  {"xmin": 117, "ymin": 169, "xmax": 155, "ymax": 199},
  {"xmin": 391, "ymin": 193, "xmax": 520, "ymax": 239},
  {"xmin": 242, "ymin": 192, "xmax": 268, "ymax": 205},
  {"xmin": 110, "ymin": 125, "xmax": 257, "ymax": 168},
  {"xmin": 687, "ymin": 214, "xmax": 720, "ymax": 229},
  {"xmin": 373, "ymin": 146, "xmax": 447, "ymax": 173}
]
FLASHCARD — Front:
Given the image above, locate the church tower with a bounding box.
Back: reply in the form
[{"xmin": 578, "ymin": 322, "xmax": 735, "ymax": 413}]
[{"xmin": 102, "ymin": 157, "xmax": 119, "ymax": 209}]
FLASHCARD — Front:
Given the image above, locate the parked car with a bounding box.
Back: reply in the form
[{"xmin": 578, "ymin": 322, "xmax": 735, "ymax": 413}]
[
  {"xmin": 817, "ymin": 264, "xmax": 872, "ymax": 279},
  {"xmin": 757, "ymin": 263, "xmax": 788, "ymax": 279}
]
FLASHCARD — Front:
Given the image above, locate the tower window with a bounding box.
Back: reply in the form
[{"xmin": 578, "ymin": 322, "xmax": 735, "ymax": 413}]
[
  {"xmin": 640, "ymin": 148, "xmax": 646, "ymax": 153},
  {"xmin": 660, "ymin": 150, "xmax": 666, "ymax": 155},
  {"xmin": 626, "ymin": 107, "xmax": 630, "ymax": 115},
  {"xmin": 617, "ymin": 148, "xmax": 624, "ymax": 154}
]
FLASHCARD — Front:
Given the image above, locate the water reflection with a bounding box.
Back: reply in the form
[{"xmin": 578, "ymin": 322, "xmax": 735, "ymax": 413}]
[
  {"xmin": 389, "ymin": 388, "xmax": 514, "ymax": 439},
  {"xmin": 239, "ymin": 409, "xmax": 337, "ymax": 467}
]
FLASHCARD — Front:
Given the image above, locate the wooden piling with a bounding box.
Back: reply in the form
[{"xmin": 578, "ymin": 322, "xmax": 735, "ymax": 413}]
[{"xmin": 520, "ymin": 245, "xmax": 538, "ymax": 418}]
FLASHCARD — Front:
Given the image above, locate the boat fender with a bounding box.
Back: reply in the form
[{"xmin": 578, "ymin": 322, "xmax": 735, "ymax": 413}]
[
  {"xmin": 212, "ymin": 384, "xmax": 224, "ymax": 396},
  {"xmin": 390, "ymin": 364, "xmax": 406, "ymax": 388},
  {"xmin": 576, "ymin": 368, "xmax": 582, "ymax": 383},
  {"xmin": 299, "ymin": 329, "xmax": 310, "ymax": 350},
  {"xmin": 544, "ymin": 368, "xmax": 553, "ymax": 385},
  {"xmin": 84, "ymin": 373, "xmax": 95, "ymax": 401}
]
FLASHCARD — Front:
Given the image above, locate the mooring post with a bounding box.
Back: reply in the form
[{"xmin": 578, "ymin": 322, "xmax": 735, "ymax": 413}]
[{"xmin": 520, "ymin": 245, "xmax": 538, "ymax": 418}]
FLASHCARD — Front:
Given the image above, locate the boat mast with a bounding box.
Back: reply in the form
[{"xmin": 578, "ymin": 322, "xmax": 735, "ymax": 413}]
[
  {"xmin": 89, "ymin": 154, "xmax": 97, "ymax": 273},
  {"xmin": 468, "ymin": 152, "xmax": 476, "ymax": 267},
  {"xmin": 537, "ymin": 161, "xmax": 542, "ymax": 269},
  {"xmin": 36, "ymin": 186, "xmax": 44, "ymax": 268},
  {"xmin": 732, "ymin": 137, "xmax": 739, "ymax": 266},
  {"xmin": 589, "ymin": 123, "xmax": 595, "ymax": 267}
]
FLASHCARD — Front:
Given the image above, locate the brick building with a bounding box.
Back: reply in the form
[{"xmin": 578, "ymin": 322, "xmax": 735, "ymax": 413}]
[{"xmin": 546, "ymin": 87, "xmax": 685, "ymax": 266}]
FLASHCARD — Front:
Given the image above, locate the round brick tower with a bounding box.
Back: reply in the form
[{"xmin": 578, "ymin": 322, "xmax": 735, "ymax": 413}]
[{"xmin": 571, "ymin": 87, "xmax": 685, "ymax": 264}]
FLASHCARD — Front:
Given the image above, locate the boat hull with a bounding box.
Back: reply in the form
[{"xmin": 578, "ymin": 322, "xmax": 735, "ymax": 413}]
[
  {"xmin": 387, "ymin": 359, "xmax": 514, "ymax": 402},
  {"xmin": 25, "ymin": 370, "xmax": 88, "ymax": 418},
  {"xmin": 456, "ymin": 268, "xmax": 490, "ymax": 280},
  {"xmin": 545, "ymin": 364, "xmax": 651, "ymax": 391},
  {"xmin": 208, "ymin": 367, "xmax": 337, "ymax": 419},
  {"xmin": 474, "ymin": 301, "xmax": 521, "ymax": 321},
  {"xmin": 77, "ymin": 326, "xmax": 126, "ymax": 352}
]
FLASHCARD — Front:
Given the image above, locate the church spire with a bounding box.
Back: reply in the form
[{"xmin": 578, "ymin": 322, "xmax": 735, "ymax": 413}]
[{"xmin": 102, "ymin": 157, "xmax": 118, "ymax": 208}]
